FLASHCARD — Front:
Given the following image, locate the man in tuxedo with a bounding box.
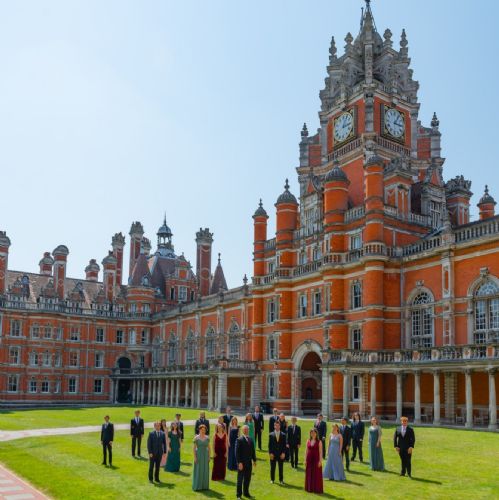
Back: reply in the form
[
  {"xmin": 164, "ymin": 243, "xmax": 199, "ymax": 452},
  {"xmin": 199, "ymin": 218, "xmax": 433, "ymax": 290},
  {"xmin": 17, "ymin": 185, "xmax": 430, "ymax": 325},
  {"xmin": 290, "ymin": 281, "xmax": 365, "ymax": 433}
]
[
  {"xmin": 100, "ymin": 415, "xmax": 114, "ymax": 467},
  {"xmin": 314, "ymin": 413, "xmax": 327, "ymax": 459},
  {"xmin": 236, "ymin": 424, "xmax": 257, "ymax": 500},
  {"xmin": 394, "ymin": 416, "xmax": 416, "ymax": 477},
  {"xmin": 252, "ymin": 405, "xmax": 264, "ymax": 451},
  {"xmin": 174, "ymin": 413, "xmax": 184, "ymax": 442},
  {"xmin": 147, "ymin": 421, "xmax": 167, "ymax": 483},
  {"xmin": 351, "ymin": 413, "xmax": 365, "ymax": 462},
  {"xmin": 223, "ymin": 406, "xmax": 232, "ymax": 430},
  {"xmin": 130, "ymin": 409, "xmax": 144, "ymax": 457},
  {"xmin": 195, "ymin": 411, "xmax": 210, "ymax": 436},
  {"xmin": 286, "ymin": 416, "xmax": 301, "ymax": 468},
  {"xmin": 268, "ymin": 421, "xmax": 287, "ymax": 484},
  {"xmin": 269, "ymin": 408, "xmax": 279, "ymax": 433},
  {"xmin": 340, "ymin": 417, "xmax": 352, "ymax": 471}
]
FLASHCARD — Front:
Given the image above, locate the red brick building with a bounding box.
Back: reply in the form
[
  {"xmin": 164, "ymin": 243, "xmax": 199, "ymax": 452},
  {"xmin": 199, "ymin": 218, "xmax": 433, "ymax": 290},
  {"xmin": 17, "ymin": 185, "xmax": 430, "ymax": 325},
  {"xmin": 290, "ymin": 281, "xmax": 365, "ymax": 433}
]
[{"xmin": 1, "ymin": 3, "xmax": 498, "ymax": 429}]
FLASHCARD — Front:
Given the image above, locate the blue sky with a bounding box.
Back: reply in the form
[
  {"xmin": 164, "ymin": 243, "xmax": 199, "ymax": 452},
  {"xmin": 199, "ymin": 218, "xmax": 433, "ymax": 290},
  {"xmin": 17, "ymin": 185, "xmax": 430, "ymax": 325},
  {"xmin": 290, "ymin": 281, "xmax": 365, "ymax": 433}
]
[{"xmin": 1, "ymin": 0, "xmax": 498, "ymax": 288}]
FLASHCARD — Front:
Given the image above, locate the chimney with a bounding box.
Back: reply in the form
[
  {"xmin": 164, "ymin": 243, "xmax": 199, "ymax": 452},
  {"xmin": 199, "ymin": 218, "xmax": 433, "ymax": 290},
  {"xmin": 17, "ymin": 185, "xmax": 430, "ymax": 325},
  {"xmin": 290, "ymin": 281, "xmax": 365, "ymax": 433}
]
[
  {"xmin": 52, "ymin": 245, "xmax": 69, "ymax": 300},
  {"xmin": 195, "ymin": 228, "xmax": 213, "ymax": 297},
  {"xmin": 111, "ymin": 232, "xmax": 125, "ymax": 286},
  {"xmin": 128, "ymin": 222, "xmax": 144, "ymax": 278},
  {"xmin": 102, "ymin": 251, "xmax": 117, "ymax": 302},
  {"xmin": 39, "ymin": 252, "xmax": 54, "ymax": 276},
  {"xmin": 85, "ymin": 259, "xmax": 100, "ymax": 281},
  {"xmin": 0, "ymin": 231, "xmax": 11, "ymax": 295}
]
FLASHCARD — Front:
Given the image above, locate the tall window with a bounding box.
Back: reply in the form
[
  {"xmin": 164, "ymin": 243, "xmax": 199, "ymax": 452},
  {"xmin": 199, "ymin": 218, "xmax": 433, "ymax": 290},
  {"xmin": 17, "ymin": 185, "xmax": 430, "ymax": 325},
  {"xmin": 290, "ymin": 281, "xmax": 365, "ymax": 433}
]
[
  {"xmin": 314, "ymin": 291, "xmax": 322, "ymax": 315},
  {"xmin": 10, "ymin": 320, "xmax": 21, "ymax": 337},
  {"xmin": 54, "ymin": 352, "xmax": 62, "ymax": 367},
  {"xmin": 351, "ymin": 327, "xmax": 362, "ymax": 350},
  {"xmin": 29, "ymin": 351, "xmax": 39, "ymax": 366},
  {"xmin": 8, "ymin": 375, "xmax": 19, "ymax": 392},
  {"xmin": 95, "ymin": 352, "xmax": 104, "ymax": 368},
  {"xmin": 228, "ymin": 322, "xmax": 240, "ymax": 359},
  {"xmin": 267, "ymin": 299, "xmax": 276, "ymax": 323},
  {"xmin": 299, "ymin": 294, "xmax": 307, "ymax": 318},
  {"xmin": 410, "ymin": 292, "xmax": 434, "ymax": 347},
  {"xmin": 54, "ymin": 380, "xmax": 61, "ymax": 393},
  {"xmin": 31, "ymin": 324, "xmax": 40, "ymax": 338},
  {"xmin": 350, "ymin": 232, "xmax": 362, "ymax": 250},
  {"xmin": 68, "ymin": 378, "xmax": 77, "ymax": 393},
  {"xmin": 139, "ymin": 354, "xmax": 145, "ymax": 368},
  {"xmin": 9, "ymin": 348, "xmax": 20, "ymax": 365},
  {"xmin": 267, "ymin": 374, "xmax": 277, "ymax": 399},
  {"xmin": 43, "ymin": 351, "xmax": 51, "ymax": 367},
  {"xmin": 116, "ymin": 330, "xmax": 124, "ymax": 344},
  {"xmin": 129, "ymin": 329, "xmax": 136, "ymax": 345},
  {"xmin": 473, "ymin": 280, "xmax": 499, "ymax": 344},
  {"xmin": 168, "ymin": 333, "xmax": 178, "ymax": 364},
  {"xmin": 268, "ymin": 260, "xmax": 275, "ymax": 274},
  {"xmin": 299, "ymin": 251, "xmax": 307, "ymax": 265},
  {"xmin": 205, "ymin": 327, "xmax": 216, "ymax": 361},
  {"xmin": 69, "ymin": 351, "xmax": 79, "ymax": 367},
  {"xmin": 352, "ymin": 375, "xmax": 360, "ymax": 401},
  {"xmin": 41, "ymin": 379, "xmax": 50, "ymax": 393},
  {"xmin": 29, "ymin": 378, "xmax": 37, "ymax": 393},
  {"xmin": 94, "ymin": 379, "xmax": 103, "ymax": 394},
  {"xmin": 268, "ymin": 336, "xmax": 278, "ymax": 360},
  {"xmin": 352, "ymin": 281, "xmax": 362, "ymax": 309},
  {"xmin": 69, "ymin": 327, "xmax": 80, "ymax": 341},
  {"xmin": 54, "ymin": 327, "xmax": 63, "ymax": 340},
  {"xmin": 178, "ymin": 286, "xmax": 187, "ymax": 302},
  {"xmin": 96, "ymin": 328, "xmax": 104, "ymax": 343},
  {"xmin": 141, "ymin": 329, "xmax": 148, "ymax": 344},
  {"xmin": 44, "ymin": 325, "xmax": 52, "ymax": 339},
  {"xmin": 186, "ymin": 329, "xmax": 196, "ymax": 363}
]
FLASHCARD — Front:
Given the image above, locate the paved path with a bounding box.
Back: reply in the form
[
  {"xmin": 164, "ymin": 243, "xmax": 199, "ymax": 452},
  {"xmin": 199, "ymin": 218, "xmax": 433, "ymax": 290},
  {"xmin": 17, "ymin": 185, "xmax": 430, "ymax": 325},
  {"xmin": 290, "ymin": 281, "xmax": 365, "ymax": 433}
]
[{"xmin": 0, "ymin": 465, "xmax": 49, "ymax": 500}]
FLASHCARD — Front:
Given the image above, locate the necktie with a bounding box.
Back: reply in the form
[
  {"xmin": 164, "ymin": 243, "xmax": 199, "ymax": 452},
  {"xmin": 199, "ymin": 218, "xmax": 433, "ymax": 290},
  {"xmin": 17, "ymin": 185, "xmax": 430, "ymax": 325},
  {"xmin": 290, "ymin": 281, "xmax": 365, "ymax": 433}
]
[{"xmin": 276, "ymin": 433, "xmax": 279, "ymax": 442}]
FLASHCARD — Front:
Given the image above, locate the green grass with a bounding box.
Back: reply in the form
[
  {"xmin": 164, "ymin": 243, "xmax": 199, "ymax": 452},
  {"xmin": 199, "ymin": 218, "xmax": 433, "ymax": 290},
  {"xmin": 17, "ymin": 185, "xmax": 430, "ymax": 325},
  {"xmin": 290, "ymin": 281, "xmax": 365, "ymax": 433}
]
[
  {"xmin": 0, "ymin": 421, "xmax": 498, "ymax": 499},
  {"xmin": 0, "ymin": 407, "xmax": 218, "ymax": 430}
]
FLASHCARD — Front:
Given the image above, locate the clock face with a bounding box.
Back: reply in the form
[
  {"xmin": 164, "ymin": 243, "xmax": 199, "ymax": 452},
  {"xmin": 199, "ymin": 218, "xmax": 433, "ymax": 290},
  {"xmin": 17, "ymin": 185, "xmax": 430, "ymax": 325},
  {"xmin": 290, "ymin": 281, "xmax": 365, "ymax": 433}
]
[
  {"xmin": 334, "ymin": 112, "xmax": 354, "ymax": 143},
  {"xmin": 384, "ymin": 108, "xmax": 405, "ymax": 138}
]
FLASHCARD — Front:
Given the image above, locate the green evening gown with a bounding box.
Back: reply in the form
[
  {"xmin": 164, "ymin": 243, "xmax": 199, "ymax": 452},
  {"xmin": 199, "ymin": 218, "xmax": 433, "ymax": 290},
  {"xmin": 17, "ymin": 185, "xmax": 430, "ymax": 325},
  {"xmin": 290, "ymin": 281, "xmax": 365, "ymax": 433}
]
[
  {"xmin": 192, "ymin": 436, "xmax": 210, "ymax": 491},
  {"xmin": 165, "ymin": 431, "xmax": 180, "ymax": 472},
  {"xmin": 368, "ymin": 426, "xmax": 385, "ymax": 471},
  {"xmin": 247, "ymin": 420, "xmax": 255, "ymax": 445}
]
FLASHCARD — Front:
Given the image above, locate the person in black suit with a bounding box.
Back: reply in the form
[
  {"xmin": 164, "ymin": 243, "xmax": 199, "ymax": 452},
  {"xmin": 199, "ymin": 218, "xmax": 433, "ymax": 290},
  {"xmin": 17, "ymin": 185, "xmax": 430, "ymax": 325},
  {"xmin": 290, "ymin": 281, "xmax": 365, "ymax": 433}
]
[
  {"xmin": 223, "ymin": 406, "xmax": 232, "ymax": 431},
  {"xmin": 236, "ymin": 424, "xmax": 257, "ymax": 500},
  {"xmin": 314, "ymin": 413, "xmax": 327, "ymax": 459},
  {"xmin": 195, "ymin": 411, "xmax": 210, "ymax": 436},
  {"xmin": 286, "ymin": 416, "xmax": 301, "ymax": 468},
  {"xmin": 130, "ymin": 409, "xmax": 145, "ymax": 457},
  {"xmin": 351, "ymin": 412, "xmax": 365, "ymax": 462},
  {"xmin": 174, "ymin": 413, "xmax": 184, "ymax": 442},
  {"xmin": 394, "ymin": 416, "xmax": 416, "ymax": 477},
  {"xmin": 340, "ymin": 417, "xmax": 352, "ymax": 471},
  {"xmin": 147, "ymin": 421, "xmax": 167, "ymax": 483},
  {"xmin": 100, "ymin": 415, "xmax": 114, "ymax": 466},
  {"xmin": 269, "ymin": 408, "xmax": 279, "ymax": 433},
  {"xmin": 268, "ymin": 421, "xmax": 287, "ymax": 484},
  {"xmin": 252, "ymin": 405, "xmax": 264, "ymax": 451}
]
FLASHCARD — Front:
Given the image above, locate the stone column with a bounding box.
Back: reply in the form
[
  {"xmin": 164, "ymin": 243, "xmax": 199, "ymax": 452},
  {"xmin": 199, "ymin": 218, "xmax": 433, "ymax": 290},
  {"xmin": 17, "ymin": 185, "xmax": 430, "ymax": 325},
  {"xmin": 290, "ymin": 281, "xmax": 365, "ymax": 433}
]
[
  {"xmin": 216, "ymin": 373, "xmax": 228, "ymax": 412},
  {"xmin": 444, "ymin": 372, "xmax": 456, "ymax": 422},
  {"xmin": 359, "ymin": 373, "xmax": 365, "ymax": 419},
  {"xmin": 184, "ymin": 379, "xmax": 190, "ymax": 407},
  {"xmin": 241, "ymin": 378, "xmax": 246, "ymax": 410},
  {"xmin": 196, "ymin": 379, "xmax": 202, "ymax": 408},
  {"xmin": 140, "ymin": 380, "xmax": 144, "ymax": 405},
  {"xmin": 465, "ymin": 370, "xmax": 473, "ymax": 429},
  {"xmin": 175, "ymin": 380, "xmax": 180, "ymax": 407},
  {"xmin": 110, "ymin": 379, "xmax": 115, "ymax": 403},
  {"xmin": 114, "ymin": 379, "xmax": 118, "ymax": 403},
  {"xmin": 342, "ymin": 371, "xmax": 350, "ymax": 418},
  {"xmin": 396, "ymin": 372, "xmax": 403, "ymax": 423},
  {"xmin": 370, "ymin": 372, "xmax": 376, "ymax": 417},
  {"xmin": 170, "ymin": 379, "xmax": 175, "ymax": 407},
  {"xmin": 414, "ymin": 371, "xmax": 421, "ymax": 424},
  {"xmin": 191, "ymin": 379, "xmax": 195, "ymax": 408},
  {"xmin": 208, "ymin": 377, "xmax": 213, "ymax": 410},
  {"xmin": 488, "ymin": 369, "xmax": 497, "ymax": 430},
  {"xmin": 164, "ymin": 380, "xmax": 169, "ymax": 406},
  {"xmin": 153, "ymin": 380, "xmax": 158, "ymax": 405},
  {"xmin": 433, "ymin": 371, "xmax": 441, "ymax": 425},
  {"xmin": 321, "ymin": 369, "xmax": 331, "ymax": 419},
  {"xmin": 157, "ymin": 379, "xmax": 162, "ymax": 406},
  {"xmin": 250, "ymin": 375, "xmax": 263, "ymax": 410}
]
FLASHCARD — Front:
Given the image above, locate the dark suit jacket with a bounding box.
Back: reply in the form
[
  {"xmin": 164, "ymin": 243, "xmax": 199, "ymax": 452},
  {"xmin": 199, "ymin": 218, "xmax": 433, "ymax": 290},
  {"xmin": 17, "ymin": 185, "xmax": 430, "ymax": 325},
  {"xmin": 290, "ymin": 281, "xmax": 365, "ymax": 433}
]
[
  {"xmin": 315, "ymin": 420, "xmax": 327, "ymax": 440},
  {"xmin": 268, "ymin": 431, "xmax": 287, "ymax": 459},
  {"xmin": 195, "ymin": 418, "xmax": 210, "ymax": 436},
  {"xmin": 147, "ymin": 430, "xmax": 167, "ymax": 457},
  {"xmin": 287, "ymin": 424, "xmax": 301, "ymax": 447},
  {"xmin": 175, "ymin": 420, "xmax": 184, "ymax": 440},
  {"xmin": 223, "ymin": 414, "xmax": 232, "ymax": 430},
  {"xmin": 278, "ymin": 419, "xmax": 287, "ymax": 432},
  {"xmin": 236, "ymin": 435, "xmax": 256, "ymax": 464},
  {"xmin": 130, "ymin": 417, "xmax": 144, "ymax": 437},
  {"xmin": 101, "ymin": 422, "xmax": 114, "ymax": 443},
  {"xmin": 393, "ymin": 426, "xmax": 416, "ymax": 451},
  {"xmin": 351, "ymin": 420, "xmax": 365, "ymax": 440},
  {"xmin": 253, "ymin": 412, "xmax": 264, "ymax": 432},
  {"xmin": 340, "ymin": 424, "xmax": 352, "ymax": 449},
  {"xmin": 269, "ymin": 415, "xmax": 279, "ymax": 433}
]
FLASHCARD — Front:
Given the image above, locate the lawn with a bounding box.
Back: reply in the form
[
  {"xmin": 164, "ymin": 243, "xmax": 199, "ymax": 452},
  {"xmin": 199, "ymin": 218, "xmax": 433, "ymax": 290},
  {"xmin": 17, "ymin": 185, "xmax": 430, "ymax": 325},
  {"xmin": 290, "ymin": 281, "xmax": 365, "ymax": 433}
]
[
  {"xmin": 0, "ymin": 421, "xmax": 498, "ymax": 499},
  {"xmin": 0, "ymin": 406, "xmax": 218, "ymax": 430}
]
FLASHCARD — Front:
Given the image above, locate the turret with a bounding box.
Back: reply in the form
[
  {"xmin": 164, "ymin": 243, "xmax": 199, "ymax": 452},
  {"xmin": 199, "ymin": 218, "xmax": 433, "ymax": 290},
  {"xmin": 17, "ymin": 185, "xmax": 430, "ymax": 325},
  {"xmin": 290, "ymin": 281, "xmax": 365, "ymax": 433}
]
[
  {"xmin": 102, "ymin": 251, "xmax": 117, "ymax": 302},
  {"xmin": 52, "ymin": 245, "xmax": 69, "ymax": 300},
  {"xmin": 0, "ymin": 231, "xmax": 11, "ymax": 295},
  {"xmin": 112, "ymin": 232, "xmax": 125, "ymax": 286},
  {"xmin": 128, "ymin": 221, "xmax": 144, "ymax": 278},
  {"xmin": 252, "ymin": 200, "xmax": 268, "ymax": 277},
  {"xmin": 38, "ymin": 252, "xmax": 54, "ymax": 276},
  {"xmin": 445, "ymin": 176, "xmax": 472, "ymax": 226},
  {"xmin": 275, "ymin": 180, "xmax": 298, "ymax": 268},
  {"xmin": 477, "ymin": 185, "xmax": 496, "ymax": 220},
  {"xmin": 195, "ymin": 227, "xmax": 213, "ymax": 297},
  {"xmin": 85, "ymin": 259, "xmax": 100, "ymax": 281}
]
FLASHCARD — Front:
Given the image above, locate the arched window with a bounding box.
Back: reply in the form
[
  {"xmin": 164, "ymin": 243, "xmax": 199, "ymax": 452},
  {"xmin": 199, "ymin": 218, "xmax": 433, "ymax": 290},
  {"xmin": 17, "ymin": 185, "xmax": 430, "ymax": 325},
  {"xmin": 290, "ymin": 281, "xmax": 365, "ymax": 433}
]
[
  {"xmin": 205, "ymin": 327, "xmax": 216, "ymax": 361},
  {"xmin": 473, "ymin": 280, "xmax": 499, "ymax": 344},
  {"xmin": 168, "ymin": 332, "xmax": 177, "ymax": 365},
  {"xmin": 228, "ymin": 322, "xmax": 241, "ymax": 359},
  {"xmin": 410, "ymin": 292, "xmax": 434, "ymax": 348},
  {"xmin": 186, "ymin": 329, "xmax": 196, "ymax": 363}
]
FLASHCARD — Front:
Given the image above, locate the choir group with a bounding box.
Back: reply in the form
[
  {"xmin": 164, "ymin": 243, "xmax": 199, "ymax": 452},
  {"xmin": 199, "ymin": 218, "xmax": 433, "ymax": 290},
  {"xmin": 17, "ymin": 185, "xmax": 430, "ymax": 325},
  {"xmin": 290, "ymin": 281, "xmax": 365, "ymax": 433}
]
[{"xmin": 100, "ymin": 406, "xmax": 416, "ymax": 498}]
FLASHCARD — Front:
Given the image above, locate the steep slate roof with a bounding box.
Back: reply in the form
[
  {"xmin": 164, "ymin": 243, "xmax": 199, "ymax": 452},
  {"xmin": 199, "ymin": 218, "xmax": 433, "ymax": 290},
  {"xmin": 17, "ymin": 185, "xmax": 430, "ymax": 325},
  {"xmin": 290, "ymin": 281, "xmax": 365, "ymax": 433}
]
[{"xmin": 210, "ymin": 254, "xmax": 227, "ymax": 294}]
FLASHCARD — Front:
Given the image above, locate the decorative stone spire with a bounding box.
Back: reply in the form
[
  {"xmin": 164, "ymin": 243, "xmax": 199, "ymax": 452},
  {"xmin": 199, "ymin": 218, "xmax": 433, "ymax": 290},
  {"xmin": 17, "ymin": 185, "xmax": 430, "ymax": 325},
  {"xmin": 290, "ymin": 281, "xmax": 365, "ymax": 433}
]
[
  {"xmin": 344, "ymin": 32, "xmax": 354, "ymax": 54},
  {"xmin": 301, "ymin": 122, "xmax": 309, "ymax": 138},
  {"xmin": 253, "ymin": 198, "xmax": 268, "ymax": 218},
  {"xmin": 479, "ymin": 185, "xmax": 496, "ymax": 206},
  {"xmin": 431, "ymin": 112, "xmax": 440, "ymax": 128},
  {"xmin": 276, "ymin": 179, "xmax": 298, "ymax": 205},
  {"xmin": 383, "ymin": 28, "xmax": 393, "ymax": 48},
  {"xmin": 400, "ymin": 29, "xmax": 408, "ymax": 57},
  {"xmin": 329, "ymin": 36, "xmax": 337, "ymax": 64}
]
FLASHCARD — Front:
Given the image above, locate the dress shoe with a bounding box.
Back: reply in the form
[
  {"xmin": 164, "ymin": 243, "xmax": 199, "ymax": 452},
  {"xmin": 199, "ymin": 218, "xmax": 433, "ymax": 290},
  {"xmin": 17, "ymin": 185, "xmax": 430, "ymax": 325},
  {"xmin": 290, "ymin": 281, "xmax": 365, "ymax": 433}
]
[
  {"xmin": 270, "ymin": 480, "xmax": 274, "ymax": 484},
  {"xmin": 279, "ymin": 481, "xmax": 284, "ymax": 485},
  {"xmin": 101, "ymin": 462, "xmax": 106, "ymax": 465},
  {"xmin": 400, "ymin": 473, "xmax": 405, "ymax": 476}
]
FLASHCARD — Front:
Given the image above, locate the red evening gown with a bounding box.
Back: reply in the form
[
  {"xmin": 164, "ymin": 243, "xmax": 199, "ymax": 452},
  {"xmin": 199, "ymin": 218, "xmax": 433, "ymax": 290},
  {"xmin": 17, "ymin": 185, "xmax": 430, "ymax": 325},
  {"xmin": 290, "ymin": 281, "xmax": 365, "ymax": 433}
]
[
  {"xmin": 305, "ymin": 439, "xmax": 324, "ymax": 493},
  {"xmin": 211, "ymin": 433, "xmax": 227, "ymax": 481}
]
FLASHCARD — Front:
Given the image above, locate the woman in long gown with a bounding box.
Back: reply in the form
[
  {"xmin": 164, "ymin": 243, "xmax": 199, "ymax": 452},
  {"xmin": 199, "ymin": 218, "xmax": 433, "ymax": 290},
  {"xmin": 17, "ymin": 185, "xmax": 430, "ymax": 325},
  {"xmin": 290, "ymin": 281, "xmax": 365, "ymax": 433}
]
[
  {"xmin": 165, "ymin": 421, "xmax": 181, "ymax": 472},
  {"xmin": 211, "ymin": 423, "xmax": 228, "ymax": 481},
  {"xmin": 305, "ymin": 428, "xmax": 323, "ymax": 493},
  {"xmin": 192, "ymin": 424, "xmax": 211, "ymax": 491},
  {"xmin": 228, "ymin": 417, "xmax": 239, "ymax": 471},
  {"xmin": 160, "ymin": 419, "xmax": 169, "ymax": 468},
  {"xmin": 368, "ymin": 416, "xmax": 385, "ymax": 471},
  {"xmin": 244, "ymin": 413, "xmax": 255, "ymax": 445},
  {"xmin": 323, "ymin": 424, "xmax": 346, "ymax": 481},
  {"xmin": 217, "ymin": 415, "xmax": 227, "ymax": 434}
]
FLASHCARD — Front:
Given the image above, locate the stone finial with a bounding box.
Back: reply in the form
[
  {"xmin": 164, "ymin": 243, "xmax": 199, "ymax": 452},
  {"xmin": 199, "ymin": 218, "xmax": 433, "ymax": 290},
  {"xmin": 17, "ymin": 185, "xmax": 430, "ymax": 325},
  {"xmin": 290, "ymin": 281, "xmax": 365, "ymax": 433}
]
[
  {"xmin": 129, "ymin": 221, "xmax": 144, "ymax": 238},
  {"xmin": 479, "ymin": 185, "xmax": 496, "ymax": 205},
  {"xmin": 431, "ymin": 112, "xmax": 440, "ymax": 128},
  {"xmin": 301, "ymin": 122, "xmax": 309, "ymax": 138},
  {"xmin": 400, "ymin": 29, "xmax": 408, "ymax": 56},
  {"xmin": 383, "ymin": 28, "xmax": 393, "ymax": 47},
  {"xmin": 253, "ymin": 198, "xmax": 268, "ymax": 218},
  {"xmin": 345, "ymin": 32, "xmax": 354, "ymax": 49},
  {"xmin": 329, "ymin": 36, "xmax": 337, "ymax": 63},
  {"xmin": 243, "ymin": 274, "xmax": 248, "ymax": 286}
]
